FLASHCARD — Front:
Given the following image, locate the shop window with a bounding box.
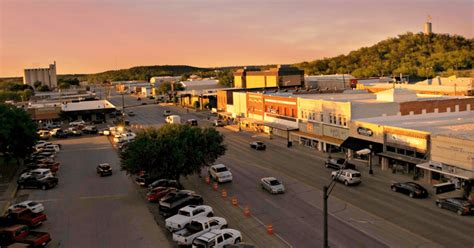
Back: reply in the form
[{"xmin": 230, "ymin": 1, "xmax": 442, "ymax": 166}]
[
  {"xmin": 405, "ymin": 150, "xmax": 415, "ymax": 157},
  {"xmin": 396, "ymin": 148, "xmax": 405, "ymax": 155},
  {"xmin": 343, "ymin": 117, "xmax": 347, "ymax": 127},
  {"xmin": 416, "ymin": 152, "xmax": 425, "ymax": 159},
  {"xmin": 320, "ymin": 113, "xmax": 324, "ymax": 122},
  {"xmin": 338, "ymin": 115, "xmax": 342, "ymax": 125},
  {"xmin": 387, "ymin": 146, "xmax": 396, "ymax": 152}
]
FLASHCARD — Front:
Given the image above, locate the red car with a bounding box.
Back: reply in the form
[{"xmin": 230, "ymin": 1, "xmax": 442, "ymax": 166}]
[{"xmin": 147, "ymin": 187, "xmax": 177, "ymax": 203}]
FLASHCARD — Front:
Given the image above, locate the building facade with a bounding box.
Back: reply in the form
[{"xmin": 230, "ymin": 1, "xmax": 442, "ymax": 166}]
[
  {"xmin": 234, "ymin": 65, "xmax": 303, "ymax": 89},
  {"xmin": 24, "ymin": 62, "xmax": 57, "ymax": 89}
]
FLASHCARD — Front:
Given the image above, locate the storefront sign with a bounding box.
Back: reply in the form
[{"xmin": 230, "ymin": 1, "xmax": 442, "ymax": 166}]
[
  {"xmin": 357, "ymin": 127, "xmax": 373, "ymax": 137},
  {"xmin": 323, "ymin": 125, "xmax": 348, "ymax": 140},
  {"xmin": 386, "ymin": 133, "xmax": 427, "ymax": 151}
]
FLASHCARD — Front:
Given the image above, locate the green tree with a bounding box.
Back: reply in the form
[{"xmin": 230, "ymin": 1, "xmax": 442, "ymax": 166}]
[
  {"xmin": 33, "ymin": 81, "xmax": 42, "ymax": 88},
  {"xmin": 157, "ymin": 82, "xmax": 184, "ymax": 95},
  {"xmin": 217, "ymin": 70, "xmax": 234, "ymax": 87},
  {"xmin": 193, "ymin": 101, "xmax": 200, "ymax": 109},
  {"xmin": 120, "ymin": 125, "xmax": 226, "ymax": 184},
  {"xmin": 0, "ymin": 104, "xmax": 38, "ymax": 164},
  {"xmin": 59, "ymin": 82, "xmax": 71, "ymax": 89}
]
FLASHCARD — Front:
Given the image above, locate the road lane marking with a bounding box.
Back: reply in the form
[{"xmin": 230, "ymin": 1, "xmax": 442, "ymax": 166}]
[{"xmin": 79, "ymin": 194, "xmax": 128, "ymax": 200}]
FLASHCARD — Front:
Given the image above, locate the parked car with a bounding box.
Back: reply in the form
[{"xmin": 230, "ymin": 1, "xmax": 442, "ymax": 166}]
[
  {"xmin": 163, "ymin": 110, "xmax": 172, "ymax": 117},
  {"xmin": 165, "ymin": 205, "xmax": 214, "ymax": 232},
  {"xmin": 135, "ymin": 175, "xmax": 161, "ymax": 187},
  {"xmin": 0, "ymin": 209, "xmax": 47, "ymax": 228},
  {"xmin": 0, "ymin": 224, "xmax": 51, "ymax": 247},
  {"xmin": 17, "ymin": 176, "xmax": 58, "ymax": 190},
  {"xmin": 8, "ymin": 201, "xmax": 44, "ymax": 214},
  {"xmin": 391, "ymin": 182, "xmax": 428, "ymax": 198},
  {"xmin": 37, "ymin": 130, "xmax": 50, "ymax": 140},
  {"xmin": 147, "ymin": 187, "xmax": 177, "ymax": 203},
  {"xmin": 249, "ymin": 141, "xmax": 266, "ymax": 150},
  {"xmin": 324, "ymin": 158, "xmax": 356, "ymax": 170},
  {"xmin": 185, "ymin": 119, "xmax": 198, "ymax": 126},
  {"xmin": 43, "ymin": 144, "xmax": 60, "ymax": 152},
  {"xmin": 83, "ymin": 125, "xmax": 98, "ymax": 134},
  {"xmin": 173, "ymin": 216, "xmax": 227, "ymax": 246},
  {"xmin": 159, "ymin": 191, "xmax": 204, "ymax": 217},
  {"xmin": 261, "ymin": 177, "xmax": 285, "ymax": 194},
  {"xmin": 165, "ymin": 115, "xmax": 181, "ymax": 124},
  {"xmin": 113, "ymin": 132, "xmax": 136, "ymax": 143},
  {"xmin": 192, "ymin": 228, "xmax": 242, "ymax": 248},
  {"xmin": 148, "ymin": 179, "xmax": 180, "ymax": 190},
  {"xmin": 26, "ymin": 162, "xmax": 60, "ymax": 174},
  {"xmin": 209, "ymin": 164, "xmax": 233, "ymax": 183},
  {"xmin": 331, "ymin": 169, "xmax": 361, "ymax": 186},
  {"xmin": 67, "ymin": 127, "xmax": 82, "ymax": 136},
  {"xmin": 49, "ymin": 128, "xmax": 68, "ymax": 138},
  {"xmin": 69, "ymin": 120, "xmax": 86, "ymax": 126},
  {"xmin": 213, "ymin": 120, "xmax": 225, "ymax": 127},
  {"xmin": 20, "ymin": 169, "xmax": 54, "ymax": 179},
  {"xmin": 436, "ymin": 197, "xmax": 474, "ymax": 216},
  {"xmin": 96, "ymin": 163, "xmax": 112, "ymax": 177},
  {"xmin": 34, "ymin": 141, "xmax": 51, "ymax": 150}
]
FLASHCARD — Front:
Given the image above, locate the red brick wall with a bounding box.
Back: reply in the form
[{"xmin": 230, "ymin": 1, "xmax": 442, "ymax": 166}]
[
  {"xmin": 400, "ymin": 98, "xmax": 474, "ymax": 115},
  {"xmin": 263, "ymin": 95, "xmax": 297, "ymax": 118}
]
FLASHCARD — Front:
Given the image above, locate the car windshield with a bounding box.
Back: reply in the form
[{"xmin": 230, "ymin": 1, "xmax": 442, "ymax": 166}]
[
  {"xmin": 188, "ymin": 221, "xmax": 204, "ymax": 232},
  {"xmin": 216, "ymin": 167, "xmax": 228, "ymax": 172},
  {"xmin": 269, "ymin": 179, "xmax": 281, "ymax": 186},
  {"xmin": 352, "ymin": 173, "xmax": 361, "ymax": 177},
  {"xmin": 27, "ymin": 202, "xmax": 38, "ymax": 207},
  {"xmin": 178, "ymin": 210, "xmax": 191, "ymax": 217}
]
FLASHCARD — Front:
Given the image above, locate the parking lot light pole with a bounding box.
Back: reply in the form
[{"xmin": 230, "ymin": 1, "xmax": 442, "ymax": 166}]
[{"xmin": 323, "ymin": 158, "xmax": 346, "ymax": 248}]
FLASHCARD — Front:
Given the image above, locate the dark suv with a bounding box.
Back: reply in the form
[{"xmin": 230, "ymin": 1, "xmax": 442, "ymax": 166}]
[
  {"xmin": 97, "ymin": 163, "xmax": 112, "ymax": 177},
  {"xmin": 17, "ymin": 176, "xmax": 58, "ymax": 190},
  {"xmin": 159, "ymin": 190, "xmax": 203, "ymax": 217},
  {"xmin": 436, "ymin": 197, "xmax": 474, "ymax": 215}
]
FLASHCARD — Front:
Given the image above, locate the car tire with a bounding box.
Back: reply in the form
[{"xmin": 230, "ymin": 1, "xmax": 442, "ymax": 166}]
[
  {"xmin": 344, "ymin": 181, "xmax": 349, "ymax": 186},
  {"xmin": 234, "ymin": 238, "xmax": 241, "ymax": 244},
  {"xmin": 41, "ymin": 185, "xmax": 47, "ymax": 190},
  {"xmin": 409, "ymin": 192, "xmax": 415, "ymax": 198},
  {"xmin": 437, "ymin": 203, "xmax": 443, "ymax": 209},
  {"xmin": 456, "ymin": 209, "xmax": 463, "ymax": 216},
  {"xmin": 20, "ymin": 184, "xmax": 25, "ymax": 189},
  {"xmin": 391, "ymin": 187, "xmax": 397, "ymax": 192}
]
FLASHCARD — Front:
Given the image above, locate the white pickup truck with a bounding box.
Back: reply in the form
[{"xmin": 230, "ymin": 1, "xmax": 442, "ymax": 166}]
[
  {"xmin": 173, "ymin": 216, "xmax": 227, "ymax": 246},
  {"xmin": 165, "ymin": 205, "xmax": 213, "ymax": 232}
]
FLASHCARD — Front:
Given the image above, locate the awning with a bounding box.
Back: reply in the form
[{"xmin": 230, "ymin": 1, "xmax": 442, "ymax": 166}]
[
  {"xmin": 291, "ymin": 131, "xmax": 344, "ymax": 146},
  {"xmin": 340, "ymin": 137, "xmax": 383, "ymax": 153},
  {"xmin": 416, "ymin": 162, "xmax": 474, "ymax": 180},
  {"xmin": 239, "ymin": 118, "xmax": 264, "ymax": 125},
  {"xmin": 378, "ymin": 151, "xmax": 426, "ymax": 165},
  {"xmin": 264, "ymin": 122, "xmax": 299, "ymax": 131}
]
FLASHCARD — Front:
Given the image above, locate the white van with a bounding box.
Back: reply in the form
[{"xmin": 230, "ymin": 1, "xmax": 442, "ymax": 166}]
[{"xmin": 165, "ymin": 115, "xmax": 181, "ymax": 124}]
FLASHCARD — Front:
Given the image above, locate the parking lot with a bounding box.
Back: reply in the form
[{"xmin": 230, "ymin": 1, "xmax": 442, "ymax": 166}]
[{"xmin": 14, "ymin": 136, "xmax": 172, "ymax": 247}]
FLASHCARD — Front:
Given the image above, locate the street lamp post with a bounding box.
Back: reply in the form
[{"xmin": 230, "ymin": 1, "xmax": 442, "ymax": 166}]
[
  {"xmin": 121, "ymin": 84, "xmax": 125, "ymax": 126},
  {"xmin": 369, "ymin": 144, "xmax": 373, "ymax": 175},
  {"xmin": 323, "ymin": 155, "xmax": 348, "ymax": 247}
]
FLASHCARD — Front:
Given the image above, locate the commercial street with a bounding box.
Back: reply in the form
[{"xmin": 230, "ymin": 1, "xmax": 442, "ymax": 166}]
[
  {"xmin": 109, "ymin": 93, "xmax": 474, "ymax": 247},
  {"xmin": 15, "ymin": 136, "xmax": 173, "ymax": 248}
]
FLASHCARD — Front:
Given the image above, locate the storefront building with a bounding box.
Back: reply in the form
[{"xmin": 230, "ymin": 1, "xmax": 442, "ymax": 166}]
[{"xmin": 262, "ymin": 94, "xmax": 298, "ymax": 139}]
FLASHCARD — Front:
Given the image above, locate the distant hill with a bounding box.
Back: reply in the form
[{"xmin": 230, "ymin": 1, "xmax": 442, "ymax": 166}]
[{"xmin": 296, "ymin": 32, "xmax": 473, "ymax": 80}]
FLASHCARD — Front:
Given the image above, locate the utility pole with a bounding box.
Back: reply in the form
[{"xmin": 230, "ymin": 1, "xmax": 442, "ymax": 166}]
[{"xmin": 121, "ymin": 83, "xmax": 125, "ymax": 126}]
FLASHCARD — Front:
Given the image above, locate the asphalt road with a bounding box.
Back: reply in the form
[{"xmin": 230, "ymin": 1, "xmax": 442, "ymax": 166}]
[
  {"xmin": 107, "ymin": 93, "xmax": 474, "ymax": 248},
  {"xmin": 15, "ymin": 135, "xmax": 172, "ymax": 248}
]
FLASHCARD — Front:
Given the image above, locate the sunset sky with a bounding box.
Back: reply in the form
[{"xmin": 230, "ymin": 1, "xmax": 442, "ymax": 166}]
[{"xmin": 1, "ymin": 0, "xmax": 472, "ymax": 77}]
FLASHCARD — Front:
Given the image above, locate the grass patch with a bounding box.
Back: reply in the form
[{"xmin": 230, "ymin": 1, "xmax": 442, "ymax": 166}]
[{"xmin": 0, "ymin": 157, "xmax": 19, "ymax": 184}]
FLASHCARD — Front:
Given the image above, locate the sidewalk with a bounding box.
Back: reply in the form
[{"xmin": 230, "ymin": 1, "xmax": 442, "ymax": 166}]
[{"xmin": 183, "ymin": 176, "xmax": 291, "ymax": 248}]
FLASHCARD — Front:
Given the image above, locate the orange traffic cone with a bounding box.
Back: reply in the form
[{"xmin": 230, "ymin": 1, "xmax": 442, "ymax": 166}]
[
  {"xmin": 267, "ymin": 224, "xmax": 273, "ymax": 235},
  {"xmin": 231, "ymin": 196, "xmax": 238, "ymax": 206}
]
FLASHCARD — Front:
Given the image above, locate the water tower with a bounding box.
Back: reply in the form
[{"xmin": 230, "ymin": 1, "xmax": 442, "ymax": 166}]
[{"xmin": 424, "ymin": 15, "xmax": 432, "ymax": 35}]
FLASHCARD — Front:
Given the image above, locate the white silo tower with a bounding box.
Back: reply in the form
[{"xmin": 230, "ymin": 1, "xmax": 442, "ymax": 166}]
[{"xmin": 424, "ymin": 15, "xmax": 432, "ymax": 34}]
